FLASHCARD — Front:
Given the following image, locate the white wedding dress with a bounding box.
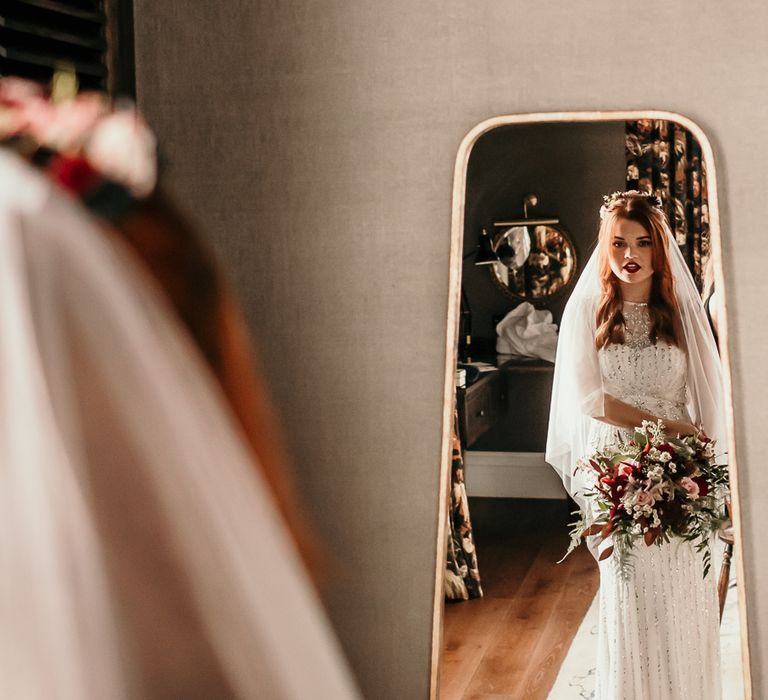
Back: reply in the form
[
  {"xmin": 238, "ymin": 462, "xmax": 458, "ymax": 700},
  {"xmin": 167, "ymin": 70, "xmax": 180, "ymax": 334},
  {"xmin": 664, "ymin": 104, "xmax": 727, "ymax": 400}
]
[{"xmin": 588, "ymin": 301, "xmax": 721, "ymax": 700}]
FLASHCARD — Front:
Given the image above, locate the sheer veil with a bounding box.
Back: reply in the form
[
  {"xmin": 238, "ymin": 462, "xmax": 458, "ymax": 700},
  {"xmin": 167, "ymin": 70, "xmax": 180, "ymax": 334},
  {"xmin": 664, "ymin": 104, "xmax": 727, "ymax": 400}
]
[
  {"xmin": 545, "ymin": 219, "xmax": 727, "ymax": 511},
  {"xmin": 0, "ymin": 150, "xmax": 360, "ymax": 698}
]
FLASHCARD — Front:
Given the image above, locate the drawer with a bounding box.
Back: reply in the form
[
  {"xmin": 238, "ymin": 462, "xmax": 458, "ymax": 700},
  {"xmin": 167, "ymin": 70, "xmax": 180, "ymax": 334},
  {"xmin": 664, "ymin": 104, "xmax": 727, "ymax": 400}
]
[{"xmin": 457, "ymin": 371, "xmax": 505, "ymax": 447}]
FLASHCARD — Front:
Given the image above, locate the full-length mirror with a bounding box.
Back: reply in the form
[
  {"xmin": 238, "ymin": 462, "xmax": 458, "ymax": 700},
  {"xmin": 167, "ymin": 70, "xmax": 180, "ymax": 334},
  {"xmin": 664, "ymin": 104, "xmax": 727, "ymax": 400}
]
[{"xmin": 437, "ymin": 114, "xmax": 747, "ymax": 700}]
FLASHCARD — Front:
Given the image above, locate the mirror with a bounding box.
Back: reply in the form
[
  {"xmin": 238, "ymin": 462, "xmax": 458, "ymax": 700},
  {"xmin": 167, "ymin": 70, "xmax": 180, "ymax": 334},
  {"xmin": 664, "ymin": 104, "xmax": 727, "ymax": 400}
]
[
  {"xmin": 439, "ymin": 114, "xmax": 747, "ymax": 700},
  {"xmin": 490, "ymin": 224, "xmax": 577, "ymax": 301}
]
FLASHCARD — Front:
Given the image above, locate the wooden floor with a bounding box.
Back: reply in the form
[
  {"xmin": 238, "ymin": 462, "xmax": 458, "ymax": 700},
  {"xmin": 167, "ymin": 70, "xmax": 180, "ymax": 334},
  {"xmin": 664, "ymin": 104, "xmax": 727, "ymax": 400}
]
[{"xmin": 439, "ymin": 498, "xmax": 599, "ymax": 700}]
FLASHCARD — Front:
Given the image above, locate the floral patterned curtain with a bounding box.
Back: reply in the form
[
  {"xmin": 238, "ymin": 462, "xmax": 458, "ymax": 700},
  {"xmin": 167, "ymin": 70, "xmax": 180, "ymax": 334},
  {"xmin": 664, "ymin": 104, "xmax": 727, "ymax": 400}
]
[
  {"xmin": 445, "ymin": 412, "xmax": 483, "ymax": 600},
  {"xmin": 626, "ymin": 120, "xmax": 710, "ymax": 289}
]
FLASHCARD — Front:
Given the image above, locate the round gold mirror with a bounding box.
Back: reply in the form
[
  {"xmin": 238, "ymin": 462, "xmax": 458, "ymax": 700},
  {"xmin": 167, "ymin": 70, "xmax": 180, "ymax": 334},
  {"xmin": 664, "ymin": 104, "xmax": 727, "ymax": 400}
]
[{"xmin": 490, "ymin": 224, "xmax": 577, "ymax": 301}]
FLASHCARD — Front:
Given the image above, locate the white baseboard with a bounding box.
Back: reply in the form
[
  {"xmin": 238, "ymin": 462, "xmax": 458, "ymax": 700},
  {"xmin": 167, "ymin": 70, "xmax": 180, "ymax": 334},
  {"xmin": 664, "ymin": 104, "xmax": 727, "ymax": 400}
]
[{"xmin": 463, "ymin": 451, "xmax": 567, "ymax": 500}]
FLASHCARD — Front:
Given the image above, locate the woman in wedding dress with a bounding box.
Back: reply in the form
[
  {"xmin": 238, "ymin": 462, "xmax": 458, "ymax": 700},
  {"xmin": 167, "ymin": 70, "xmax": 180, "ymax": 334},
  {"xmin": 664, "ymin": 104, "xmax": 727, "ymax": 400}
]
[
  {"xmin": 546, "ymin": 191, "xmax": 726, "ymax": 699},
  {"xmin": 0, "ymin": 78, "xmax": 360, "ymax": 699}
]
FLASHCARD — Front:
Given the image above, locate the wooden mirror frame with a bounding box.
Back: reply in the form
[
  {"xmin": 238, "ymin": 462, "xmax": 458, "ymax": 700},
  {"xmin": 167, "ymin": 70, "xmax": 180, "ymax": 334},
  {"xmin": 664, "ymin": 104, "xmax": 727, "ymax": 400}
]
[{"xmin": 431, "ymin": 110, "xmax": 752, "ymax": 699}]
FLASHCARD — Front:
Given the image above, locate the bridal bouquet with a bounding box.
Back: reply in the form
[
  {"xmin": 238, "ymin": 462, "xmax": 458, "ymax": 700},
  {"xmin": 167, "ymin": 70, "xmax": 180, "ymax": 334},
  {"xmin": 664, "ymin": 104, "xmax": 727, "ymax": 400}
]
[{"xmin": 562, "ymin": 420, "xmax": 729, "ymax": 580}]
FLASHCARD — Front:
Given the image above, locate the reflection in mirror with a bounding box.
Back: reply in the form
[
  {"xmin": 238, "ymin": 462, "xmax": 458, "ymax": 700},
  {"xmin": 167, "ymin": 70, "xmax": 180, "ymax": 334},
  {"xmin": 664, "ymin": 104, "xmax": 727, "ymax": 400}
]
[
  {"xmin": 490, "ymin": 224, "xmax": 576, "ymax": 300},
  {"xmin": 441, "ymin": 116, "xmax": 746, "ymax": 700}
]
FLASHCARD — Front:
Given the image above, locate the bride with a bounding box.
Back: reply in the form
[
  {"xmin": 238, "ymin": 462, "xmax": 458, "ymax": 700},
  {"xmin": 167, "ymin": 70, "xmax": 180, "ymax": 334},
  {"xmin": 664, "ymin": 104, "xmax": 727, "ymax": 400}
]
[
  {"xmin": 546, "ymin": 191, "xmax": 726, "ymax": 699},
  {"xmin": 0, "ymin": 79, "xmax": 360, "ymax": 699}
]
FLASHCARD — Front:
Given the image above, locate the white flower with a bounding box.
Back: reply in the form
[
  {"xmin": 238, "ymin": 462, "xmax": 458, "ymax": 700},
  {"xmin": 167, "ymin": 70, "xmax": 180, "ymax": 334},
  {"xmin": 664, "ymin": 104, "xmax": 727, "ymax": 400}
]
[
  {"xmin": 648, "ymin": 482, "xmax": 669, "ymax": 502},
  {"xmin": 85, "ymin": 108, "xmax": 157, "ymax": 198},
  {"xmin": 659, "ymin": 452, "xmax": 672, "ymax": 463}
]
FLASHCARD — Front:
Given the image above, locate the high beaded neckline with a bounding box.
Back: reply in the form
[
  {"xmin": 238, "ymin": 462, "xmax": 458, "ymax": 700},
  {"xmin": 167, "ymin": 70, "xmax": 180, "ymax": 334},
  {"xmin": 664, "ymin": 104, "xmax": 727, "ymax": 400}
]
[{"xmin": 621, "ymin": 301, "xmax": 653, "ymax": 349}]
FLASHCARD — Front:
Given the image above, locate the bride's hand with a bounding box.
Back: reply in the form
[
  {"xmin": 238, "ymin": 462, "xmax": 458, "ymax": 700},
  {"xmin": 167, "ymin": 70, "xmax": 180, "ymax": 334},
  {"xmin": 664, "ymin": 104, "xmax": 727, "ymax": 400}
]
[{"xmin": 662, "ymin": 419, "xmax": 699, "ymax": 437}]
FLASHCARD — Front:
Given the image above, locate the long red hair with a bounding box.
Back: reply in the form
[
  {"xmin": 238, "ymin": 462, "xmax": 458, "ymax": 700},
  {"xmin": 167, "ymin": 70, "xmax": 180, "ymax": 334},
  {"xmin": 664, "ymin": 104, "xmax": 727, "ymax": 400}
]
[{"xmin": 594, "ymin": 191, "xmax": 682, "ymax": 350}]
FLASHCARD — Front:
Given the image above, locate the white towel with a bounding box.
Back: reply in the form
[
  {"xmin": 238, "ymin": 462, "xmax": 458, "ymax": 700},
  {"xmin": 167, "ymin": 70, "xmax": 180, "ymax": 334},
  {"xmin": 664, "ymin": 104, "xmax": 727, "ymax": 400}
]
[{"xmin": 495, "ymin": 302, "xmax": 558, "ymax": 361}]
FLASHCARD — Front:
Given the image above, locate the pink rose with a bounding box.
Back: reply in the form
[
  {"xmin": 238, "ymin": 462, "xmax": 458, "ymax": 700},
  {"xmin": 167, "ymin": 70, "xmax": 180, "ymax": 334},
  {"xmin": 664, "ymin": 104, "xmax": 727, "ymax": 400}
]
[
  {"xmin": 634, "ymin": 490, "xmax": 655, "ymax": 507},
  {"xmin": 679, "ymin": 477, "xmax": 700, "ymax": 499}
]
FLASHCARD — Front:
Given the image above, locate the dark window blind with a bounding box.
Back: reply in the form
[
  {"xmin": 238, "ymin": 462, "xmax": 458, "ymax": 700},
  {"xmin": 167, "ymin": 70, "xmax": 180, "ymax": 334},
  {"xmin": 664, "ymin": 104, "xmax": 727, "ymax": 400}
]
[{"xmin": 0, "ymin": 0, "xmax": 108, "ymax": 90}]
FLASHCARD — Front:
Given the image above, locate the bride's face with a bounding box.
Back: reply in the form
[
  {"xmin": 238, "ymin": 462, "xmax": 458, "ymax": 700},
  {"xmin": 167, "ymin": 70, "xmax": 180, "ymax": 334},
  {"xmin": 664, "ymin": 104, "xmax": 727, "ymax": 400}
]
[{"xmin": 607, "ymin": 218, "xmax": 655, "ymax": 286}]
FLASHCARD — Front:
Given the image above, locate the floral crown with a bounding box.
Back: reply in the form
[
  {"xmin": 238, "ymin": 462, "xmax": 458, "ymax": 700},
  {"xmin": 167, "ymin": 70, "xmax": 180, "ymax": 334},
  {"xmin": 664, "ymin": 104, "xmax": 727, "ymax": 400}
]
[
  {"xmin": 599, "ymin": 190, "xmax": 662, "ymax": 220},
  {"xmin": 0, "ymin": 74, "xmax": 157, "ymax": 223}
]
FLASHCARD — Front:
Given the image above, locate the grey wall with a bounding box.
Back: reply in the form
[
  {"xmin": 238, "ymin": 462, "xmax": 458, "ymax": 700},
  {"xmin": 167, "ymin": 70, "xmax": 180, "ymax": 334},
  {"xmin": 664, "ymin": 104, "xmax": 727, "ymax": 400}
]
[
  {"xmin": 463, "ymin": 121, "xmax": 625, "ymax": 338},
  {"xmin": 133, "ymin": 3, "xmax": 764, "ymax": 698}
]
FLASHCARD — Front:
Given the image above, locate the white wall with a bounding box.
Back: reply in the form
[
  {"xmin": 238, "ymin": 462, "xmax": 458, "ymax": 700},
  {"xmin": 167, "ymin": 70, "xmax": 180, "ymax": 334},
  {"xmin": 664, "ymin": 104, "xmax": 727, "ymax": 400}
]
[{"xmin": 133, "ymin": 3, "xmax": 764, "ymax": 697}]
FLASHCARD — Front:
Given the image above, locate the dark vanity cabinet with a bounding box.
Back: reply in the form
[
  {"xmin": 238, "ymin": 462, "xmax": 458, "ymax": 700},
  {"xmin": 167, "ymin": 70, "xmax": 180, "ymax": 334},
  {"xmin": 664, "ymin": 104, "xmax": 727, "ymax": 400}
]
[
  {"xmin": 456, "ymin": 358, "xmax": 554, "ymax": 452},
  {"xmin": 494, "ymin": 361, "xmax": 554, "ymax": 451},
  {"xmin": 456, "ymin": 370, "xmax": 506, "ymax": 448}
]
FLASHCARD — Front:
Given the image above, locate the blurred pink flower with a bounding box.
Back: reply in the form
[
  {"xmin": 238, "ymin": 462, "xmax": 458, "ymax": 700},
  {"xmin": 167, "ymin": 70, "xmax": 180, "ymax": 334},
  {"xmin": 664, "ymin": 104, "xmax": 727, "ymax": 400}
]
[
  {"xmin": 0, "ymin": 79, "xmax": 52, "ymax": 139},
  {"xmin": 634, "ymin": 490, "xmax": 655, "ymax": 507},
  {"xmin": 0, "ymin": 77, "xmax": 44, "ymax": 102},
  {"xmin": 35, "ymin": 92, "xmax": 106, "ymax": 151},
  {"xmin": 679, "ymin": 477, "xmax": 700, "ymax": 499}
]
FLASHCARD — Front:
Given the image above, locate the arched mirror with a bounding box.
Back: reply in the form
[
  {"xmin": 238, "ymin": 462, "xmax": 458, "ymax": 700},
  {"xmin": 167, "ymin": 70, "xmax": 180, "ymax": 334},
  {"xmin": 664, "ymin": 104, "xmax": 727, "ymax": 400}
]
[{"xmin": 438, "ymin": 113, "xmax": 748, "ymax": 700}]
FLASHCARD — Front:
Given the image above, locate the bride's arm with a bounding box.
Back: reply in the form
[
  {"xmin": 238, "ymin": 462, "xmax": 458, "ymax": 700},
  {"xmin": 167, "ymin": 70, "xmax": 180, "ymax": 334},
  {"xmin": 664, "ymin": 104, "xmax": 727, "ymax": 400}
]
[{"xmin": 595, "ymin": 394, "xmax": 698, "ymax": 436}]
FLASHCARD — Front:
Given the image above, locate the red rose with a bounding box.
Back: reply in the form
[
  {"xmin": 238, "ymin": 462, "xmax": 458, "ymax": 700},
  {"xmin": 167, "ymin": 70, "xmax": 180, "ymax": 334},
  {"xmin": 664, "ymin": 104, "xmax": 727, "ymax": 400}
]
[
  {"xmin": 47, "ymin": 155, "xmax": 100, "ymax": 194},
  {"xmin": 691, "ymin": 476, "xmax": 709, "ymax": 497}
]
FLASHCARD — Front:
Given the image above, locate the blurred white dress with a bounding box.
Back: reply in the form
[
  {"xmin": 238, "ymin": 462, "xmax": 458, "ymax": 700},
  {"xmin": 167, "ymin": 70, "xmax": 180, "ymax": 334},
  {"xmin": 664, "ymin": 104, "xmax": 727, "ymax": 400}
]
[
  {"xmin": 589, "ymin": 302, "xmax": 720, "ymax": 700},
  {"xmin": 0, "ymin": 150, "xmax": 360, "ymax": 699}
]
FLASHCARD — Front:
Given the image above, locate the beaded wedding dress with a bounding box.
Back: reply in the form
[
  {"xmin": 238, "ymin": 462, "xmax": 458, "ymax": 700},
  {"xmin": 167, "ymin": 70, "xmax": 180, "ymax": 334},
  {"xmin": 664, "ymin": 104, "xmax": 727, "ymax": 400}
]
[{"xmin": 589, "ymin": 301, "xmax": 721, "ymax": 700}]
